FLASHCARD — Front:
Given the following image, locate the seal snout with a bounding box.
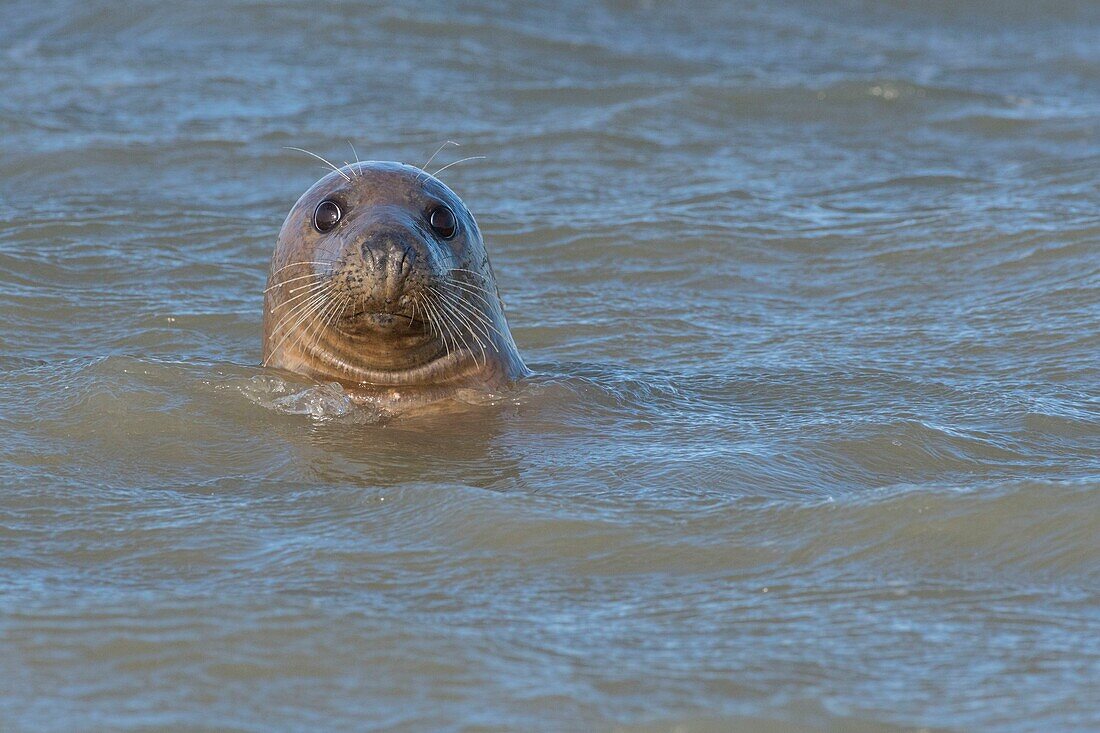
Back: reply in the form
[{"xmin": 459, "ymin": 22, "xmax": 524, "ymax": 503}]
[
  {"xmin": 328, "ymin": 225, "xmax": 429, "ymax": 324},
  {"xmin": 358, "ymin": 228, "xmax": 421, "ymax": 294},
  {"xmin": 360, "ymin": 234, "xmax": 416, "ymax": 281}
]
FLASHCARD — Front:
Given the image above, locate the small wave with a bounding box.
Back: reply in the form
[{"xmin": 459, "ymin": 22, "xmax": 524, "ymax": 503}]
[{"xmin": 234, "ymin": 374, "xmax": 366, "ymax": 422}]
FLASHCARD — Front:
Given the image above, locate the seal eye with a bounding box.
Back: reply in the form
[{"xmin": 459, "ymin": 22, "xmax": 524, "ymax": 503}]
[
  {"xmin": 313, "ymin": 199, "xmax": 342, "ymax": 233},
  {"xmin": 429, "ymin": 205, "xmax": 457, "ymax": 239}
]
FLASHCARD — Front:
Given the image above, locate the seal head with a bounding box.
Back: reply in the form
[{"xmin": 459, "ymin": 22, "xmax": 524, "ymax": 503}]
[{"xmin": 262, "ymin": 161, "xmax": 528, "ymax": 409}]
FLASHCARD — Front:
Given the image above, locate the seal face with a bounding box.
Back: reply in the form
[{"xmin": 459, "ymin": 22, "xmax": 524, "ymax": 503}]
[{"xmin": 262, "ymin": 161, "xmax": 528, "ymax": 410}]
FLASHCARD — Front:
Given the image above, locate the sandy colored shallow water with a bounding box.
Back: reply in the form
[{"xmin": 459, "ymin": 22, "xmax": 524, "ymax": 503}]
[{"xmin": 0, "ymin": 2, "xmax": 1098, "ymax": 731}]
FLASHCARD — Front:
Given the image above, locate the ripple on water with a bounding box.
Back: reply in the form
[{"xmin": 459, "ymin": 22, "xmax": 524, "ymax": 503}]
[{"xmin": 1, "ymin": 0, "xmax": 1099, "ymax": 730}]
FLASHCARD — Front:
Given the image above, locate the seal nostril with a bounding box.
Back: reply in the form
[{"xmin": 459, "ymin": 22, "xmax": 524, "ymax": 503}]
[
  {"xmin": 397, "ymin": 247, "xmax": 415, "ymax": 277},
  {"xmin": 360, "ymin": 241, "xmax": 381, "ymax": 271}
]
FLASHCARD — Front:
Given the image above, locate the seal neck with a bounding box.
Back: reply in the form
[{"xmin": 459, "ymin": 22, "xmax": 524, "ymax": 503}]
[{"xmin": 279, "ymin": 323, "xmax": 500, "ymax": 388}]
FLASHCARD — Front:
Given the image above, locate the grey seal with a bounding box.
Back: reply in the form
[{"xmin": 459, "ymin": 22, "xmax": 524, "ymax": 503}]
[{"xmin": 262, "ymin": 159, "xmax": 528, "ymax": 412}]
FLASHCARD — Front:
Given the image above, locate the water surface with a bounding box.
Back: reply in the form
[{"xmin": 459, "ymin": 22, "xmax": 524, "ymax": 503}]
[{"xmin": 1, "ymin": 1, "xmax": 1098, "ymax": 731}]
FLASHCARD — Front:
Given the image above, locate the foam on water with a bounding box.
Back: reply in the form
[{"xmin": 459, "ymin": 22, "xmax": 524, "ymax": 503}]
[{"xmin": 235, "ymin": 375, "xmax": 361, "ymax": 421}]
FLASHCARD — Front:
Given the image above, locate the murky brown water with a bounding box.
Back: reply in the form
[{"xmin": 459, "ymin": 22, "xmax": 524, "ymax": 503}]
[{"xmin": 1, "ymin": 2, "xmax": 1098, "ymax": 731}]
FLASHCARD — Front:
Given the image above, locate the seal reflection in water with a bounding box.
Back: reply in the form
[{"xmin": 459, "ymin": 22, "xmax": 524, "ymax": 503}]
[{"xmin": 262, "ymin": 159, "xmax": 528, "ymax": 412}]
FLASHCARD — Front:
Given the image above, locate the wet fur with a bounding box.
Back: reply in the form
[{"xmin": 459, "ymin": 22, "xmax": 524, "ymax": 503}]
[{"xmin": 262, "ymin": 161, "xmax": 528, "ymax": 412}]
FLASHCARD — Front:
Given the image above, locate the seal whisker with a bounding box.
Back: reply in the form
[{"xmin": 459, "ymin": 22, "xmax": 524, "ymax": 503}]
[
  {"xmin": 410, "ymin": 295, "xmax": 431, "ymax": 339},
  {"xmin": 435, "ymin": 283, "xmax": 508, "ymax": 325},
  {"xmin": 339, "ymin": 294, "xmax": 353, "ymax": 324},
  {"xmin": 432, "ymin": 156, "xmax": 486, "ymax": 178},
  {"xmin": 431, "ymin": 286, "xmax": 501, "ymax": 342},
  {"xmin": 447, "ymin": 268, "xmax": 495, "ymax": 287},
  {"xmin": 447, "ymin": 284, "xmax": 496, "ymax": 302},
  {"xmin": 414, "ymin": 295, "xmax": 438, "ymax": 344},
  {"xmin": 266, "ymin": 293, "xmax": 332, "ymax": 350},
  {"xmin": 461, "ymin": 312, "xmax": 490, "ymax": 369},
  {"xmin": 268, "ymin": 290, "xmax": 330, "ymax": 322},
  {"xmin": 264, "ymin": 273, "xmax": 322, "ymax": 293},
  {"xmin": 430, "ymin": 286, "xmax": 490, "ymax": 368},
  {"xmin": 446, "ymin": 275, "xmax": 495, "ymax": 293},
  {"xmin": 268, "ymin": 282, "xmax": 332, "ymax": 314},
  {"xmin": 444, "ymin": 271, "xmax": 500, "ymax": 301},
  {"xmin": 283, "ymin": 146, "xmax": 352, "ymax": 182},
  {"xmin": 418, "ymin": 295, "xmax": 447, "ymax": 354},
  {"xmin": 430, "ymin": 297, "xmax": 459, "ymax": 358},
  {"xmin": 436, "ymin": 292, "xmax": 489, "ymax": 368},
  {"xmin": 298, "ymin": 293, "xmax": 345, "ymax": 366},
  {"xmin": 269, "ymin": 261, "xmax": 334, "ymax": 278},
  {"xmin": 421, "ymin": 140, "xmax": 460, "ymax": 173},
  {"xmin": 287, "ymin": 298, "xmax": 338, "ymax": 370},
  {"xmin": 288, "ymin": 296, "xmax": 335, "ymax": 366},
  {"xmin": 433, "ymin": 287, "xmax": 509, "ymax": 341},
  {"xmin": 267, "ymin": 289, "xmax": 336, "ymax": 368},
  {"xmin": 348, "ymin": 140, "xmax": 363, "ymax": 177},
  {"xmin": 444, "ymin": 280, "xmax": 500, "ymax": 309},
  {"xmin": 411, "ymin": 295, "xmax": 431, "ymax": 335},
  {"xmin": 264, "ymin": 273, "xmax": 327, "ymax": 294},
  {"xmin": 423, "ymin": 293, "xmax": 459, "ymax": 358},
  {"xmin": 263, "ymin": 287, "xmax": 335, "ymax": 364},
  {"xmin": 433, "ymin": 290, "xmax": 477, "ymax": 349},
  {"xmin": 320, "ymin": 296, "xmax": 351, "ymax": 345},
  {"xmin": 448, "ymin": 267, "xmax": 491, "ymax": 278},
  {"xmin": 442, "ymin": 299, "xmax": 501, "ymax": 342},
  {"xmin": 331, "ymin": 294, "xmax": 353, "ymax": 337},
  {"xmin": 417, "ymin": 294, "xmax": 446, "ymax": 349},
  {"xmin": 446, "ymin": 275, "xmax": 494, "ymax": 291},
  {"xmin": 267, "ymin": 286, "xmax": 332, "ymax": 334},
  {"xmin": 430, "ymin": 289, "xmax": 477, "ymax": 363},
  {"xmin": 288, "ymin": 279, "xmax": 333, "ymax": 294}
]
